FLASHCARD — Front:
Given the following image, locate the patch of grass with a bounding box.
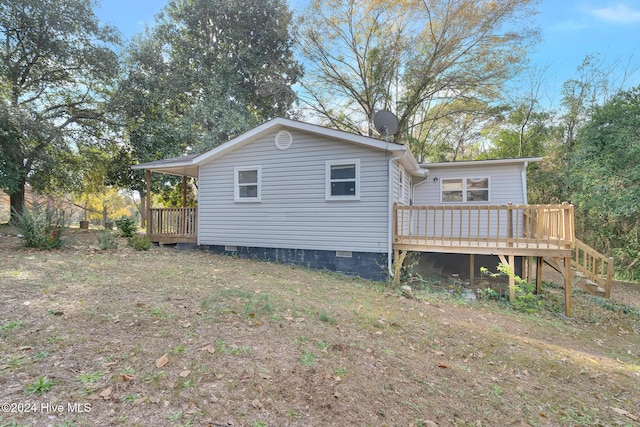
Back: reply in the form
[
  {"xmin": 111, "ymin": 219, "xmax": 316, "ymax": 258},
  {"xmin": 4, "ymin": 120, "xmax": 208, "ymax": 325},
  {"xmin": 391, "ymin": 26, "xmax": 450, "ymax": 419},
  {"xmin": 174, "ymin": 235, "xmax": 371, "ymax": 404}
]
[
  {"xmin": 315, "ymin": 340, "xmax": 331, "ymax": 350},
  {"xmin": 34, "ymin": 351, "xmax": 50, "ymax": 359},
  {"xmin": 0, "ymin": 320, "xmax": 23, "ymax": 331},
  {"xmin": 24, "ymin": 376, "xmax": 54, "ymax": 396},
  {"xmin": 298, "ymin": 351, "xmax": 317, "ymax": 367},
  {"xmin": 213, "ymin": 339, "xmax": 252, "ymax": 355},
  {"xmin": 122, "ymin": 393, "xmax": 141, "ymax": 404},
  {"xmin": 77, "ymin": 371, "xmax": 102, "ymax": 384},
  {"xmin": 318, "ymin": 310, "xmax": 337, "ymax": 325}
]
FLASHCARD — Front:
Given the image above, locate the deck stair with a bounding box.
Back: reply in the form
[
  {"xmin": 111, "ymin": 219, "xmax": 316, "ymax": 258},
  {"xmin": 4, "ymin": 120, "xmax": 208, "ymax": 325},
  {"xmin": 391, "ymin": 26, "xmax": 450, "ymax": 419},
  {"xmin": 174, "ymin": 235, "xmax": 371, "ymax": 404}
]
[{"xmin": 544, "ymin": 238, "xmax": 614, "ymax": 298}]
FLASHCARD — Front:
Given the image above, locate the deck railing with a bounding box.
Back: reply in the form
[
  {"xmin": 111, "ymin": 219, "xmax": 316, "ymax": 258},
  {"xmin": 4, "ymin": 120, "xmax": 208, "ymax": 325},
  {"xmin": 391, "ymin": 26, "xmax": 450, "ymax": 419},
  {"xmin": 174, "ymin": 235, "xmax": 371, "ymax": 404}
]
[
  {"xmin": 148, "ymin": 207, "xmax": 197, "ymax": 243},
  {"xmin": 394, "ymin": 203, "xmax": 575, "ymax": 253}
]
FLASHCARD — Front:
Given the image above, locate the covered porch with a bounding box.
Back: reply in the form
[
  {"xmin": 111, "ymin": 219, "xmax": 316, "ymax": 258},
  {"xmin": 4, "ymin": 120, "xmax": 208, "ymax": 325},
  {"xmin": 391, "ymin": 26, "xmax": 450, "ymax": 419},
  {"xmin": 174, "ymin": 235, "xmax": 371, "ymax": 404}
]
[{"xmin": 138, "ymin": 157, "xmax": 199, "ymax": 245}]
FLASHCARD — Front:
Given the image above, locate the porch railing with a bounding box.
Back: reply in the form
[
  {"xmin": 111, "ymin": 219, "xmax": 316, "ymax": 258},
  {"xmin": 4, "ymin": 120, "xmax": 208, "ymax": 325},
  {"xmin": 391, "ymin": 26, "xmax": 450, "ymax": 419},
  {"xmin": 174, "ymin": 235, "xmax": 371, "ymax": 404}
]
[
  {"xmin": 148, "ymin": 207, "xmax": 197, "ymax": 243},
  {"xmin": 394, "ymin": 203, "xmax": 575, "ymax": 252}
]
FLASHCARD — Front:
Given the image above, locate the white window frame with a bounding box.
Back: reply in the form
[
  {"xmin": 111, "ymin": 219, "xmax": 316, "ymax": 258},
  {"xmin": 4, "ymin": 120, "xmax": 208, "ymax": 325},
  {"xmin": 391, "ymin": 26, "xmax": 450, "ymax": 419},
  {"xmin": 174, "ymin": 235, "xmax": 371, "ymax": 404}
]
[
  {"xmin": 234, "ymin": 166, "xmax": 261, "ymax": 202},
  {"xmin": 440, "ymin": 177, "xmax": 490, "ymax": 203},
  {"xmin": 325, "ymin": 159, "xmax": 360, "ymax": 201}
]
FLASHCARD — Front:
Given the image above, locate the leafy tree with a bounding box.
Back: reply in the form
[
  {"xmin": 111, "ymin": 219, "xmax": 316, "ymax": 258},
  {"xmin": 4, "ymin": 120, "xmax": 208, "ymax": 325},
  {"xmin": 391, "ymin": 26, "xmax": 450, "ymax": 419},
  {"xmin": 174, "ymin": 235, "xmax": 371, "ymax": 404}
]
[
  {"xmin": 0, "ymin": 0, "xmax": 121, "ymax": 221},
  {"xmin": 568, "ymin": 86, "xmax": 640, "ymax": 278},
  {"xmin": 116, "ymin": 0, "xmax": 302, "ymax": 208},
  {"xmin": 296, "ymin": 0, "xmax": 538, "ymax": 158}
]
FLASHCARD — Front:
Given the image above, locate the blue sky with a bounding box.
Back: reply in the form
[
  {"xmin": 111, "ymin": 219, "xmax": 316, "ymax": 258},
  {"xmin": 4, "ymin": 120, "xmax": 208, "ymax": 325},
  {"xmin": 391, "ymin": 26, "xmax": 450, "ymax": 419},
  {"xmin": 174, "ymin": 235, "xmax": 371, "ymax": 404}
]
[{"xmin": 96, "ymin": 0, "xmax": 640, "ymax": 106}]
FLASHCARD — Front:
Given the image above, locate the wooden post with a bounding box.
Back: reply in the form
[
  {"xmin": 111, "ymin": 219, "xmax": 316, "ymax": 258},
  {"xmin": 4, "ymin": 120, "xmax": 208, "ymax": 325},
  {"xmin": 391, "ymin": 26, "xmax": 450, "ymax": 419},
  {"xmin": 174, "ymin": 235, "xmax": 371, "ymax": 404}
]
[
  {"xmin": 509, "ymin": 255, "xmax": 515, "ymax": 304},
  {"xmin": 146, "ymin": 170, "xmax": 151, "ymax": 236},
  {"xmin": 564, "ymin": 256, "xmax": 572, "ymax": 317},
  {"xmin": 469, "ymin": 254, "xmax": 475, "ymax": 287},
  {"xmin": 506, "ymin": 202, "xmax": 513, "ymax": 247},
  {"xmin": 536, "ymin": 256, "xmax": 544, "ymax": 294},
  {"xmin": 605, "ymin": 258, "xmax": 614, "ymax": 299},
  {"xmin": 498, "ymin": 254, "xmax": 516, "ymax": 304},
  {"xmin": 182, "ymin": 176, "xmax": 188, "ymax": 208},
  {"xmin": 562, "ymin": 201, "xmax": 573, "ymax": 249},
  {"xmin": 526, "ymin": 256, "xmax": 532, "ymax": 284}
]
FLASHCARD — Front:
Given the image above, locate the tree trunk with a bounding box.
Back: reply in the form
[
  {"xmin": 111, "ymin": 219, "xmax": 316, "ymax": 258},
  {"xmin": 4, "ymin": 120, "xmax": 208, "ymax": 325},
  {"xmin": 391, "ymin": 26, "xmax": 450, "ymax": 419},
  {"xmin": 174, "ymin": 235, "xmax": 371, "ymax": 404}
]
[{"xmin": 9, "ymin": 178, "xmax": 25, "ymax": 223}]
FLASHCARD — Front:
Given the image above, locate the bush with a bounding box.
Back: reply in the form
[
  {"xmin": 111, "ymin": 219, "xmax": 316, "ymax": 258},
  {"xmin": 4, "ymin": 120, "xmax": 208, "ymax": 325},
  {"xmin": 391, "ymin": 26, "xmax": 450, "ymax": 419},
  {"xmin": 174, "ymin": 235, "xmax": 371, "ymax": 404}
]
[
  {"xmin": 128, "ymin": 235, "xmax": 151, "ymax": 251},
  {"xmin": 115, "ymin": 217, "xmax": 137, "ymax": 237},
  {"xmin": 12, "ymin": 206, "xmax": 66, "ymax": 249},
  {"xmin": 96, "ymin": 231, "xmax": 118, "ymax": 250}
]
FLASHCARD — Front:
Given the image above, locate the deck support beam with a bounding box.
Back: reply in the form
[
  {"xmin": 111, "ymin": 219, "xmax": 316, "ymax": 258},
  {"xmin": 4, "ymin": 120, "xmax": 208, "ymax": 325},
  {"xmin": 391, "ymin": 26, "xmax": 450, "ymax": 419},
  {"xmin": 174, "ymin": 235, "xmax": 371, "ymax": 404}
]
[
  {"xmin": 469, "ymin": 254, "xmax": 475, "ymax": 287},
  {"xmin": 536, "ymin": 256, "xmax": 544, "ymax": 294},
  {"xmin": 498, "ymin": 254, "xmax": 516, "ymax": 304}
]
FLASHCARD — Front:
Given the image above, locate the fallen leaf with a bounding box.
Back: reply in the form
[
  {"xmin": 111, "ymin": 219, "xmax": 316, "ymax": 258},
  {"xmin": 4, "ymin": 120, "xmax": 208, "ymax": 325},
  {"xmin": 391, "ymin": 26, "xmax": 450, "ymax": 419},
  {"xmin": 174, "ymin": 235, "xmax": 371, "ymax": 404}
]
[
  {"xmin": 374, "ymin": 330, "xmax": 383, "ymax": 335},
  {"xmin": 149, "ymin": 397, "xmax": 160, "ymax": 404},
  {"xmin": 179, "ymin": 370, "xmax": 191, "ymax": 378},
  {"xmin": 122, "ymin": 374, "xmax": 135, "ymax": 382},
  {"xmin": 99, "ymin": 387, "xmax": 112, "ymax": 399},
  {"xmin": 437, "ymin": 364, "xmax": 448, "ymax": 369},
  {"xmin": 611, "ymin": 407, "xmax": 639, "ymax": 421},
  {"xmin": 199, "ymin": 345, "xmax": 215, "ymax": 354},
  {"xmin": 156, "ymin": 353, "xmax": 169, "ymax": 368},
  {"xmin": 133, "ymin": 398, "xmax": 144, "ymax": 405}
]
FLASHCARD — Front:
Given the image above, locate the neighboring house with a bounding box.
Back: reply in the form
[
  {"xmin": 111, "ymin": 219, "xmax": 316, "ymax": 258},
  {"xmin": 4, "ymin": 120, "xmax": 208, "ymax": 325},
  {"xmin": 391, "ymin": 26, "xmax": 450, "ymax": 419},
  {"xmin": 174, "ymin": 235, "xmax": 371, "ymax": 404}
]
[{"xmin": 133, "ymin": 118, "xmax": 613, "ymax": 316}]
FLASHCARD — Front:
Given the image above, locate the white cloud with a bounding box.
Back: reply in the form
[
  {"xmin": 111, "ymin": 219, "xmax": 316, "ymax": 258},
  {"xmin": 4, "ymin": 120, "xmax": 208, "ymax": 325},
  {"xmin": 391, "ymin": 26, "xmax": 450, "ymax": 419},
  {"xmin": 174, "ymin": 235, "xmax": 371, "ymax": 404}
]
[{"xmin": 587, "ymin": 3, "xmax": 640, "ymax": 23}]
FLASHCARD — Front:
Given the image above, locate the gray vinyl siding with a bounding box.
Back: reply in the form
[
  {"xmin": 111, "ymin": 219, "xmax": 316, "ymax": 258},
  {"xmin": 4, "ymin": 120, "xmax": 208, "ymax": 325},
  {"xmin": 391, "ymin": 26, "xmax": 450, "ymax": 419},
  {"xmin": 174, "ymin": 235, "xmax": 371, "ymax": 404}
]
[
  {"xmin": 197, "ymin": 130, "xmax": 390, "ymax": 253},
  {"xmin": 412, "ymin": 163, "xmax": 527, "ymax": 238},
  {"xmin": 414, "ymin": 163, "xmax": 526, "ymax": 205}
]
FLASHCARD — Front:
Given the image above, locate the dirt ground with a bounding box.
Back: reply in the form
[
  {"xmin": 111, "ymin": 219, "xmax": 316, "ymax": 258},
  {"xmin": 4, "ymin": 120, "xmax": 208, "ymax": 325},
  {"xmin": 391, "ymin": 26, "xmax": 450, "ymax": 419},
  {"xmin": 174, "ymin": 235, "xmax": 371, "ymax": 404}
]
[{"xmin": 1, "ymin": 227, "xmax": 639, "ymax": 427}]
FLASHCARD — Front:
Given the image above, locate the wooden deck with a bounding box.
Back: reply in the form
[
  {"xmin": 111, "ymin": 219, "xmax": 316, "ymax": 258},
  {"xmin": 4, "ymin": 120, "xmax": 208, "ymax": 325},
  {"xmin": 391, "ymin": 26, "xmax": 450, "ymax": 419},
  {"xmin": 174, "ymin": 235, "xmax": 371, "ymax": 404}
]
[{"xmin": 393, "ymin": 203, "xmax": 574, "ymax": 257}]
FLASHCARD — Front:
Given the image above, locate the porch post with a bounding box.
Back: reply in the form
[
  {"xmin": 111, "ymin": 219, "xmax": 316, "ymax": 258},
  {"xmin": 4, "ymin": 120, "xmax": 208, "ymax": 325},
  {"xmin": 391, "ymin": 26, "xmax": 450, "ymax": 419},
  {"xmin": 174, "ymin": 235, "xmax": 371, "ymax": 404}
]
[
  {"xmin": 564, "ymin": 256, "xmax": 572, "ymax": 317},
  {"xmin": 469, "ymin": 254, "xmax": 475, "ymax": 287},
  {"xmin": 182, "ymin": 176, "xmax": 188, "ymax": 208},
  {"xmin": 146, "ymin": 170, "xmax": 151, "ymax": 237}
]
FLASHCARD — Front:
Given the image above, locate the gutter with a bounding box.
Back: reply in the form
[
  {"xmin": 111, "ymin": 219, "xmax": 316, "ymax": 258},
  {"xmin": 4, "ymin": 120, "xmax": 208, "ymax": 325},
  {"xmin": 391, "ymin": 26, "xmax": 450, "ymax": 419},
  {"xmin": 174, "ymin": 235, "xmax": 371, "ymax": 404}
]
[
  {"xmin": 521, "ymin": 161, "xmax": 529, "ymax": 204},
  {"xmin": 388, "ymin": 149, "xmax": 412, "ymax": 278}
]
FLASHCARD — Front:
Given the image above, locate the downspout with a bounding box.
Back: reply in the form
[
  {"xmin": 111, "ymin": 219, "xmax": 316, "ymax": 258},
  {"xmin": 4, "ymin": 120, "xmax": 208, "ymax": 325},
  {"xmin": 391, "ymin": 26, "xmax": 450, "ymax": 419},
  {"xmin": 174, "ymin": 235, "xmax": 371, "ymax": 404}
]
[
  {"xmin": 387, "ymin": 149, "xmax": 409, "ymax": 278},
  {"xmin": 521, "ymin": 161, "xmax": 529, "ymax": 204}
]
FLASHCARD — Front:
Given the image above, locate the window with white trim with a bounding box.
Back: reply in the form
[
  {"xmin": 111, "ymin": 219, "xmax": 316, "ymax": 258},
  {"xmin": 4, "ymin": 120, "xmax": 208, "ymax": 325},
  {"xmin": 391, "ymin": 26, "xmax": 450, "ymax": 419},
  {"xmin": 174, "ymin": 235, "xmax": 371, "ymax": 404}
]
[
  {"xmin": 234, "ymin": 166, "xmax": 261, "ymax": 202},
  {"xmin": 326, "ymin": 160, "xmax": 359, "ymax": 200},
  {"xmin": 441, "ymin": 177, "xmax": 489, "ymax": 203}
]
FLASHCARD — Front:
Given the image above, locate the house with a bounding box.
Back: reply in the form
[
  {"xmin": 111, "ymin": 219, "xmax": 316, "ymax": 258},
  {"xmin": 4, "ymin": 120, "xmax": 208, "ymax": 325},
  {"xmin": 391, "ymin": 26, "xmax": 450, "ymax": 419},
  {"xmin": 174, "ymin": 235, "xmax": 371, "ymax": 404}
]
[{"xmin": 133, "ymin": 118, "xmax": 614, "ymax": 316}]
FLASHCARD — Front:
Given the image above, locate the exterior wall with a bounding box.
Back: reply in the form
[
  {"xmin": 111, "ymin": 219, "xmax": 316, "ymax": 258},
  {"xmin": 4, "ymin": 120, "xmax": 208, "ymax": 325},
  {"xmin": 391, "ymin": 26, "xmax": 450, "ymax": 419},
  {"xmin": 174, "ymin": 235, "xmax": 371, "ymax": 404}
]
[
  {"xmin": 412, "ymin": 163, "xmax": 527, "ymax": 238},
  {"xmin": 197, "ymin": 129, "xmax": 390, "ymax": 253},
  {"xmin": 414, "ymin": 163, "xmax": 526, "ymax": 205}
]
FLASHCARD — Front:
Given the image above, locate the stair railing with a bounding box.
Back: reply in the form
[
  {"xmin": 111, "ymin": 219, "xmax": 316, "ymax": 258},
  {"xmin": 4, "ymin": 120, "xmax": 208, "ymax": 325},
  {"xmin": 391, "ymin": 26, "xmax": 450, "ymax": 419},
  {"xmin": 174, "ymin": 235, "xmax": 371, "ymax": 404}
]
[{"xmin": 571, "ymin": 238, "xmax": 614, "ymax": 298}]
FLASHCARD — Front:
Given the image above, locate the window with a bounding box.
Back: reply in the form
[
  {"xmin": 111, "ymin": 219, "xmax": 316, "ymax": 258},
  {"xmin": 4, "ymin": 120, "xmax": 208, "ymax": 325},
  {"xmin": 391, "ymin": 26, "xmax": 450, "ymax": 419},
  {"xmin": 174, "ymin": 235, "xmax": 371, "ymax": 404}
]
[
  {"xmin": 399, "ymin": 165, "xmax": 406, "ymax": 204},
  {"xmin": 234, "ymin": 166, "xmax": 261, "ymax": 202},
  {"xmin": 326, "ymin": 160, "xmax": 359, "ymax": 200},
  {"xmin": 441, "ymin": 177, "xmax": 489, "ymax": 203}
]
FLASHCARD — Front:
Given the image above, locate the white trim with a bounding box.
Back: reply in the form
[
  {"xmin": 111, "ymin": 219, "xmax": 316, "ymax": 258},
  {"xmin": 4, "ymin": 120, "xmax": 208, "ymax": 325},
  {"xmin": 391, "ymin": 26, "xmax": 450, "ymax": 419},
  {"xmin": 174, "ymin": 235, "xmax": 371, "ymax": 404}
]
[
  {"xmin": 234, "ymin": 166, "xmax": 262, "ymax": 202},
  {"xmin": 325, "ymin": 159, "xmax": 360, "ymax": 201},
  {"xmin": 399, "ymin": 164, "xmax": 406, "ymax": 204},
  {"xmin": 423, "ymin": 157, "xmax": 542, "ymax": 169},
  {"xmin": 440, "ymin": 176, "xmax": 491, "ymax": 203}
]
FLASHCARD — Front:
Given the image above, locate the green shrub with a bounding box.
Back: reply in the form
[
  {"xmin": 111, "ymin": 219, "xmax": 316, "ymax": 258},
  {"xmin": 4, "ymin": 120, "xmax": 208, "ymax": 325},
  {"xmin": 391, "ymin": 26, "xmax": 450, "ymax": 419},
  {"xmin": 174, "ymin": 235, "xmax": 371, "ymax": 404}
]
[
  {"xmin": 128, "ymin": 235, "xmax": 151, "ymax": 251},
  {"xmin": 96, "ymin": 231, "xmax": 118, "ymax": 250},
  {"xmin": 115, "ymin": 217, "xmax": 137, "ymax": 237},
  {"xmin": 12, "ymin": 206, "xmax": 66, "ymax": 249}
]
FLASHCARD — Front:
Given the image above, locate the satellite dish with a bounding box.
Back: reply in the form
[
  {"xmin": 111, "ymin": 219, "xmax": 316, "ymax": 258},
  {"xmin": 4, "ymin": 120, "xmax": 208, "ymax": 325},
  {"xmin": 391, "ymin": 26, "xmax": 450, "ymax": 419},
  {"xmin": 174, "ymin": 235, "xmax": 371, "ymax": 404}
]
[{"xmin": 374, "ymin": 110, "xmax": 399, "ymax": 140}]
